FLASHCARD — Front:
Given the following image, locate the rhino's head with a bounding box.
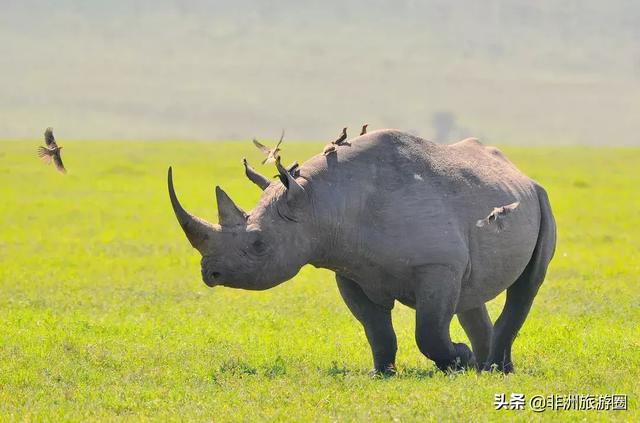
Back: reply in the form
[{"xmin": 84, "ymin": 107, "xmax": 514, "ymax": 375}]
[{"xmin": 167, "ymin": 165, "xmax": 312, "ymax": 290}]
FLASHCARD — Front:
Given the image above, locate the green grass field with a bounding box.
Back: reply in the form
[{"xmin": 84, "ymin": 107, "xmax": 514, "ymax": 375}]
[{"xmin": 1, "ymin": 140, "xmax": 638, "ymax": 421}]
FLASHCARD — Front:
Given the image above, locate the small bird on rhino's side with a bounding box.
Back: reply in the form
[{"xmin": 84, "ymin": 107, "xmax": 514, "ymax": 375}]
[
  {"xmin": 360, "ymin": 123, "xmax": 369, "ymax": 135},
  {"xmin": 37, "ymin": 127, "xmax": 66, "ymax": 173},
  {"xmin": 476, "ymin": 201, "xmax": 520, "ymax": 231},
  {"xmin": 323, "ymin": 127, "xmax": 348, "ymax": 155},
  {"xmin": 253, "ymin": 129, "xmax": 285, "ymax": 164}
]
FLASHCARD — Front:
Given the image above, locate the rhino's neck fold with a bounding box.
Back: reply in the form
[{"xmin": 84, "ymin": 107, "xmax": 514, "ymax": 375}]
[{"xmin": 304, "ymin": 190, "xmax": 362, "ymax": 274}]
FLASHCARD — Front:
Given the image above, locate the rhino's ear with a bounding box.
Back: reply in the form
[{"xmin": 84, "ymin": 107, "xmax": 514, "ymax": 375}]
[
  {"xmin": 275, "ymin": 158, "xmax": 307, "ymax": 206},
  {"xmin": 215, "ymin": 186, "xmax": 248, "ymax": 226},
  {"xmin": 285, "ymin": 173, "xmax": 305, "ymax": 201},
  {"xmin": 242, "ymin": 157, "xmax": 270, "ymax": 191}
]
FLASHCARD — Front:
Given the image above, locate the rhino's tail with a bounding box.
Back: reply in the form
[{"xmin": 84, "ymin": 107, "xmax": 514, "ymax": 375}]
[
  {"xmin": 527, "ymin": 184, "xmax": 557, "ymax": 283},
  {"xmin": 508, "ymin": 185, "xmax": 557, "ymax": 288}
]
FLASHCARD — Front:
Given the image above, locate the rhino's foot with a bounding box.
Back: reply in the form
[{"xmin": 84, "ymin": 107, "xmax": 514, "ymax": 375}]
[
  {"xmin": 483, "ymin": 360, "xmax": 514, "ymax": 374},
  {"xmin": 435, "ymin": 343, "xmax": 476, "ymax": 372},
  {"xmin": 483, "ymin": 348, "xmax": 515, "ymax": 373},
  {"xmin": 369, "ymin": 363, "xmax": 397, "ymax": 378}
]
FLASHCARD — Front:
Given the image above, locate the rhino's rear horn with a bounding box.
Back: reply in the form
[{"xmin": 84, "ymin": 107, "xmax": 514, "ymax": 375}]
[
  {"xmin": 215, "ymin": 186, "xmax": 248, "ymax": 226},
  {"xmin": 167, "ymin": 167, "xmax": 215, "ymax": 252}
]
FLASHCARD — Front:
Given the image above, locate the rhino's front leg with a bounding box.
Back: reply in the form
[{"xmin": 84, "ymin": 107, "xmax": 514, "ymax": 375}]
[
  {"xmin": 336, "ymin": 274, "xmax": 397, "ymax": 375},
  {"xmin": 414, "ymin": 265, "xmax": 475, "ymax": 371}
]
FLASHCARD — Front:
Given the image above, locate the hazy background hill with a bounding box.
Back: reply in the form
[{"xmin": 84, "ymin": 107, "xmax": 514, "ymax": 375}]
[{"xmin": 1, "ymin": 0, "xmax": 639, "ymax": 144}]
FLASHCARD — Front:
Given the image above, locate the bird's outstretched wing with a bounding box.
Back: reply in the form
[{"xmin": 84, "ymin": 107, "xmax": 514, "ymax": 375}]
[
  {"xmin": 44, "ymin": 127, "xmax": 58, "ymax": 148},
  {"xmin": 252, "ymin": 138, "xmax": 271, "ymax": 155},
  {"xmin": 52, "ymin": 150, "xmax": 66, "ymax": 173},
  {"xmin": 502, "ymin": 201, "xmax": 520, "ymax": 213},
  {"xmin": 37, "ymin": 146, "xmax": 53, "ymax": 164},
  {"xmin": 274, "ymin": 129, "xmax": 285, "ymax": 149}
]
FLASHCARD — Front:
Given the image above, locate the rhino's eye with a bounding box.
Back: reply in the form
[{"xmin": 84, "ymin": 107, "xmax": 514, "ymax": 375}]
[{"xmin": 251, "ymin": 239, "xmax": 266, "ymax": 254}]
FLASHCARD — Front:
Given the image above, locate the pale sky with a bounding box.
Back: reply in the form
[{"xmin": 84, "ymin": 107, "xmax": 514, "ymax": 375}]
[{"xmin": 1, "ymin": 0, "xmax": 639, "ymax": 144}]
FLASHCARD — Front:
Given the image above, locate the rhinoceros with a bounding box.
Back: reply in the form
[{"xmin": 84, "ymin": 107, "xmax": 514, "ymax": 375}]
[{"xmin": 168, "ymin": 129, "xmax": 556, "ymax": 374}]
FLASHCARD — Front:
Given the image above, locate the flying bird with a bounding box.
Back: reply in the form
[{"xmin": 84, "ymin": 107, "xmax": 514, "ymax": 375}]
[
  {"xmin": 476, "ymin": 201, "xmax": 520, "ymax": 231},
  {"xmin": 360, "ymin": 124, "xmax": 368, "ymax": 135},
  {"xmin": 37, "ymin": 127, "xmax": 66, "ymax": 173},
  {"xmin": 253, "ymin": 129, "xmax": 285, "ymax": 164},
  {"xmin": 323, "ymin": 127, "xmax": 348, "ymax": 155}
]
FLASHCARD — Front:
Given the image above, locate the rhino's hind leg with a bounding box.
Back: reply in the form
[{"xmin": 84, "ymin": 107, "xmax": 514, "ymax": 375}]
[
  {"xmin": 485, "ymin": 185, "xmax": 556, "ymax": 373},
  {"xmin": 336, "ymin": 274, "xmax": 397, "ymax": 375},
  {"xmin": 458, "ymin": 305, "xmax": 493, "ymax": 369},
  {"xmin": 485, "ymin": 270, "xmax": 541, "ymax": 373},
  {"xmin": 414, "ymin": 265, "xmax": 475, "ymax": 372}
]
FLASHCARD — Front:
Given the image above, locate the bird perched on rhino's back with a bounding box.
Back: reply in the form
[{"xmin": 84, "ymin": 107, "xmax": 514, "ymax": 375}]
[
  {"xmin": 323, "ymin": 127, "xmax": 348, "ymax": 155},
  {"xmin": 252, "ymin": 129, "xmax": 284, "ymax": 164},
  {"xmin": 360, "ymin": 123, "xmax": 368, "ymax": 135},
  {"xmin": 37, "ymin": 127, "xmax": 66, "ymax": 173},
  {"xmin": 168, "ymin": 129, "xmax": 556, "ymax": 375}
]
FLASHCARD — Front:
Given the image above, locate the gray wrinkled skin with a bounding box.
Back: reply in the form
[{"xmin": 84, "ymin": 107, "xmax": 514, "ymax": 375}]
[{"xmin": 168, "ymin": 129, "xmax": 557, "ymax": 373}]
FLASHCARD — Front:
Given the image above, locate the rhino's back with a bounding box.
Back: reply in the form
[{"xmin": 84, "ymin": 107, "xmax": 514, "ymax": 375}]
[
  {"xmin": 300, "ymin": 129, "xmax": 537, "ymax": 213},
  {"xmin": 302, "ymin": 130, "xmax": 527, "ymax": 188}
]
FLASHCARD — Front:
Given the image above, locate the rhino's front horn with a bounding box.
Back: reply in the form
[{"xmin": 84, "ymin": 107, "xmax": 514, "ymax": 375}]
[{"xmin": 167, "ymin": 167, "xmax": 216, "ymax": 252}]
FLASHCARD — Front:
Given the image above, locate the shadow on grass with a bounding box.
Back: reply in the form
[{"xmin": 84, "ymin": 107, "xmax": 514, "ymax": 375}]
[
  {"xmin": 325, "ymin": 361, "xmax": 438, "ymax": 380},
  {"xmin": 211, "ymin": 357, "xmax": 482, "ymax": 381}
]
